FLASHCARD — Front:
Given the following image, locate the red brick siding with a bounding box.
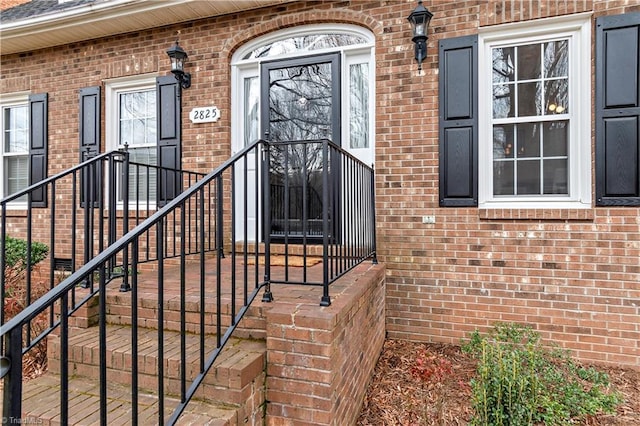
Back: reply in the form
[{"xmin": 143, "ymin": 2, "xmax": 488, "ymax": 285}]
[
  {"xmin": 1, "ymin": 0, "xmax": 639, "ymax": 368},
  {"xmin": 265, "ymin": 264, "xmax": 385, "ymax": 425}
]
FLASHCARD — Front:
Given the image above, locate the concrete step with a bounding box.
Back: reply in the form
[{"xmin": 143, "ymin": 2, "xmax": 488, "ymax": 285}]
[
  {"xmin": 6, "ymin": 372, "xmax": 241, "ymax": 425},
  {"xmin": 47, "ymin": 324, "xmax": 266, "ymax": 409}
]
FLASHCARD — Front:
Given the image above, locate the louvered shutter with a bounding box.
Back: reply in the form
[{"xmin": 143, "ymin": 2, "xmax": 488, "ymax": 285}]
[
  {"xmin": 156, "ymin": 76, "xmax": 182, "ymax": 207},
  {"xmin": 79, "ymin": 86, "xmax": 101, "ymax": 207},
  {"xmin": 29, "ymin": 93, "xmax": 48, "ymax": 207},
  {"xmin": 438, "ymin": 35, "xmax": 478, "ymax": 207},
  {"xmin": 595, "ymin": 12, "xmax": 640, "ymax": 206}
]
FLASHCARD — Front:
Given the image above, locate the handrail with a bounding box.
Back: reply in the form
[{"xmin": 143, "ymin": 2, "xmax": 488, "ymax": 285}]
[
  {"xmin": 0, "ymin": 151, "xmax": 119, "ymax": 205},
  {"xmin": 1, "ymin": 138, "xmax": 377, "ymax": 424}
]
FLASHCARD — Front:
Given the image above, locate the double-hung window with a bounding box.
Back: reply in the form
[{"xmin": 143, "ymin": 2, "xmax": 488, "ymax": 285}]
[
  {"xmin": 478, "ymin": 15, "xmax": 591, "ymax": 208},
  {"xmin": 106, "ymin": 76, "xmax": 158, "ymax": 205},
  {"xmin": 1, "ymin": 94, "xmax": 29, "ymax": 203}
]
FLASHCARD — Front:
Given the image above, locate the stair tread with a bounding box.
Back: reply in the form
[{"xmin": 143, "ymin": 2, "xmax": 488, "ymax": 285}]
[
  {"xmin": 49, "ymin": 324, "xmax": 266, "ymax": 391},
  {"xmin": 6, "ymin": 372, "xmax": 237, "ymax": 425},
  {"xmin": 53, "ymin": 323, "xmax": 265, "ymax": 361}
]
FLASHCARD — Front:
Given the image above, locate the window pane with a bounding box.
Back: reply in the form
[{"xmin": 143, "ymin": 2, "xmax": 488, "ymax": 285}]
[
  {"xmin": 545, "ymin": 78, "xmax": 569, "ymax": 115},
  {"xmin": 130, "ymin": 146, "xmax": 157, "ymax": 165},
  {"xmin": 120, "ymin": 120, "xmax": 132, "ymax": 146},
  {"xmin": 544, "ymin": 40, "xmax": 568, "ymax": 78},
  {"xmin": 517, "ymin": 160, "xmax": 540, "ymax": 194},
  {"xmin": 517, "ymin": 44, "xmax": 541, "ymax": 80},
  {"xmin": 349, "ymin": 63, "xmax": 369, "ymax": 149},
  {"xmin": 493, "ymin": 161, "xmax": 514, "ymax": 195},
  {"xmin": 543, "ymin": 121, "xmax": 568, "ymax": 157},
  {"xmin": 243, "ymin": 34, "xmax": 368, "ymax": 59},
  {"xmin": 516, "ymin": 123, "xmax": 540, "ymax": 158},
  {"xmin": 124, "ymin": 147, "xmax": 157, "ymax": 202},
  {"xmin": 133, "ymin": 119, "xmax": 147, "ymax": 145},
  {"xmin": 117, "ymin": 89, "xmax": 157, "ymax": 203},
  {"xmin": 5, "ymin": 156, "xmax": 28, "ymax": 200},
  {"xmin": 120, "ymin": 94, "xmax": 133, "ymax": 119},
  {"xmin": 517, "ymin": 81, "xmax": 542, "ymax": 116},
  {"xmin": 492, "ymin": 47, "xmax": 515, "ymax": 83},
  {"xmin": 4, "ymin": 106, "xmax": 28, "ymax": 153},
  {"xmin": 543, "ymin": 159, "xmax": 568, "ymax": 194},
  {"xmin": 493, "ymin": 124, "xmax": 514, "ymax": 159},
  {"xmin": 147, "ymin": 118, "xmax": 157, "ymax": 144},
  {"xmin": 268, "ymin": 63, "xmax": 333, "ymax": 141},
  {"xmin": 493, "ymin": 84, "xmax": 514, "ymax": 118},
  {"xmin": 119, "ymin": 89, "xmax": 155, "ymax": 147},
  {"xmin": 244, "ymin": 77, "xmax": 259, "ymax": 146}
]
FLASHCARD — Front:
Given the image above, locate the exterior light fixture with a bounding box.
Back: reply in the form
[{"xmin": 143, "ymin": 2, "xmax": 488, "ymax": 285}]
[
  {"xmin": 407, "ymin": 0, "xmax": 433, "ymax": 71},
  {"xmin": 166, "ymin": 40, "xmax": 191, "ymax": 89}
]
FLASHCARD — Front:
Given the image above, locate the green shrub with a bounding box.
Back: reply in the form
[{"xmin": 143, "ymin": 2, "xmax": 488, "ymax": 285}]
[
  {"xmin": 462, "ymin": 322, "xmax": 621, "ymax": 426},
  {"xmin": 3, "ymin": 236, "xmax": 49, "ymax": 271}
]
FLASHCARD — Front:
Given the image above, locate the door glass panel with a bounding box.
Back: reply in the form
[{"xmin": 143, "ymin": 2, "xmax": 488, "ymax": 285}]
[
  {"xmin": 244, "ymin": 77, "xmax": 259, "ymax": 146},
  {"xmin": 349, "ymin": 63, "xmax": 369, "ymax": 149},
  {"xmin": 265, "ymin": 57, "xmax": 337, "ymax": 239},
  {"xmin": 267, "ymin": 63, "xmax": 333, "ymax": 141},
  {"xmin": 244, "ymin": 34, "xmax": 367, "ymax": 59}
]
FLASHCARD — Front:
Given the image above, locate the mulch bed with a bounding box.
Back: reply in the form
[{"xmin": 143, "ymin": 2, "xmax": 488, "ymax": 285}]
[{"xmin": 357, "ymin": 339, "xmax": 640, "ymax": 425}]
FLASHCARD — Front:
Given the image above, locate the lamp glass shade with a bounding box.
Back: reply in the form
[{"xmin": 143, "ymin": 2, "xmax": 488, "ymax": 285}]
[
  {"xmin": 166, "ymin": 42, "xmax": 188, "ymax": 73},
  {"xmin": 408, "ymin": 2, "xmax": 433, "ymax": 39}
]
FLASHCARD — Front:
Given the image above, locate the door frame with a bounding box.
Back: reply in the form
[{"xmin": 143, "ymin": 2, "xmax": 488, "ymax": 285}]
[{"xmin": 230, "ymin": 25, "xmax": 376, "ymax": 244}]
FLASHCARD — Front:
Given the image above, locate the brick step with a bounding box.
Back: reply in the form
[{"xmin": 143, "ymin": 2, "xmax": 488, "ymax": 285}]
[
  {"xmin": 103, "ymin": 284, "xmax": 268, "ymax": 340},
  {"xmin": 5, "ymin": 372, "xmax": 242, "ymax": 425},
  {"xmin": 47, "ymin": 324, "xmax": 266, "ymax": 409}
]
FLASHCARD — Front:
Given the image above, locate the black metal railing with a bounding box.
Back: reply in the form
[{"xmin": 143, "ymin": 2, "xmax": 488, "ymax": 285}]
[
  {"xmin": 1, "ymin": 150, "xmax": 209, "ymax": 334},
  {"xmin": 263, "ymin": 139, "xmax": 377, "ymax": 305},
  {"xmin": 0, "ymin": 138, "xmax": 376, "ymax": 424}
]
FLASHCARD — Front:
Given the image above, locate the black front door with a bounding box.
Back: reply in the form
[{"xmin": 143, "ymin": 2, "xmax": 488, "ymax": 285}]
[{"xmin": 261, "ymin": 53, "xmax": 340, "ymax": 240}]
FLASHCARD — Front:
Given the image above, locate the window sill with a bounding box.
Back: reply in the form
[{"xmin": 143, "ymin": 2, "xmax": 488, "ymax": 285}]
[
  {"xmin": 1, "ymin": 206, "xmax": 28, "ymax": 216},
  {"xmin": 478, "ymin": 208, "xmax": 594, "ymax": 221}
]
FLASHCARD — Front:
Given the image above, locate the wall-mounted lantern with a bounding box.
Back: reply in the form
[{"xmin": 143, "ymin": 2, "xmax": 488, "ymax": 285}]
[
  {"xmin": 166, "ymin": 40, "xmax": 191, "ymax": 89},
  {"xmin": 407, "ymin": 0, "xmax": 433, "ymax": 71}
]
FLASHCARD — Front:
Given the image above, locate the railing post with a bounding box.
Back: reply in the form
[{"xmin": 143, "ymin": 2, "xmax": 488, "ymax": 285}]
[
  {"xmin": 370, "ymin": 165, "xmax": 378, "ymax": 264},
  {"xmin": 3, "ymin": 327, "xmax": 23, "ymax": 422},
  {"xmin": 320, "ymin": 139, "xmax": 331, "ymax": 307},
  {"xmin": 261, "ymin": 140, "xmax": 273, "ymax": 302},
  {"xmin": 0, "ymin": 205, "xmax": 6, "ymax": 353},
  {"xmin": 120, "ymin": 149, "xmax": 131, "ymax": 292},
  {"xmin": 81, "ymin": 150, "xmax": 93, "ymax": 289}
]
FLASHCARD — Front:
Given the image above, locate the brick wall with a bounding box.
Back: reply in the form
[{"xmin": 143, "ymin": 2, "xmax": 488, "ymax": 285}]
[
  {"xmin": 2, "ymin": 0, "xmax": 639, "ymax": 368},
  {"xmin": 376, "ymin": 0, "xmax": 640, "ymax": 368},
  {"xmin": 265, "ymin": 263, "xmax": 386, "ymax": 425}
]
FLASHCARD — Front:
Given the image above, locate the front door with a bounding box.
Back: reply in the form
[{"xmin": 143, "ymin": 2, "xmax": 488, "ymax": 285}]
[{"xmin": 261, "ymin": 53, "xmax": 340, "ymax": 241}]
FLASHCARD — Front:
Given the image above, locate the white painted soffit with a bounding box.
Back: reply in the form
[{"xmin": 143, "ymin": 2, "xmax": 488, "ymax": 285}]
[{"xmin": 0, "ymin": 0, "xmax": 294, "ymax": 55}]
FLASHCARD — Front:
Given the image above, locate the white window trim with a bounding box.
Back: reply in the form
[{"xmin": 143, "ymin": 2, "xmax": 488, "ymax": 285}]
[
  {"xmin": 232, "ymin": 24, "xmax": 375, "ymax": 66},
  {"xmin": 478, "ymin": 13, "xmax": 592, "ymax": 209},
  {"xmin": 104, "ymin": 73, "xmax": 158, "ymax": 209},
  {"xmin": 104, "ymin": 73, "xmax": 157, "ymax": 152},
  {"xmin": 0, "ymin": 91, "xmax": 30, "ymax": 207},
  {"xmin": 231, "ymin": 24, "xmax": 376, "ymax": 159}
]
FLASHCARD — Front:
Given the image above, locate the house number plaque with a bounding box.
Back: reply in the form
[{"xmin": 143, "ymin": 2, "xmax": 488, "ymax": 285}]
[{"xmin": 189, "ymin": 106, "xmax": 220, "ymax": 123}]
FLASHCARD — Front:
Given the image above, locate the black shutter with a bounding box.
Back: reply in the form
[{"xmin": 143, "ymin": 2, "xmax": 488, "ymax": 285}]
[
  {"xmin": 595, "ymin": 12, "xmax": 640, "ymax": 206},
  {"xmin": 29, "ymin": 93, "xmax": 48, "ymax": 207},
  {"xmin": 79, "ymin": 86, "xmax": 101, "ymax": 207},
  {"xmin": 156, "ymin": 76, "xmax": 182, "ymax": 206},
  {"xmin": 438, "ymin": 35, "xmax": 478, "ymax": 207}
]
